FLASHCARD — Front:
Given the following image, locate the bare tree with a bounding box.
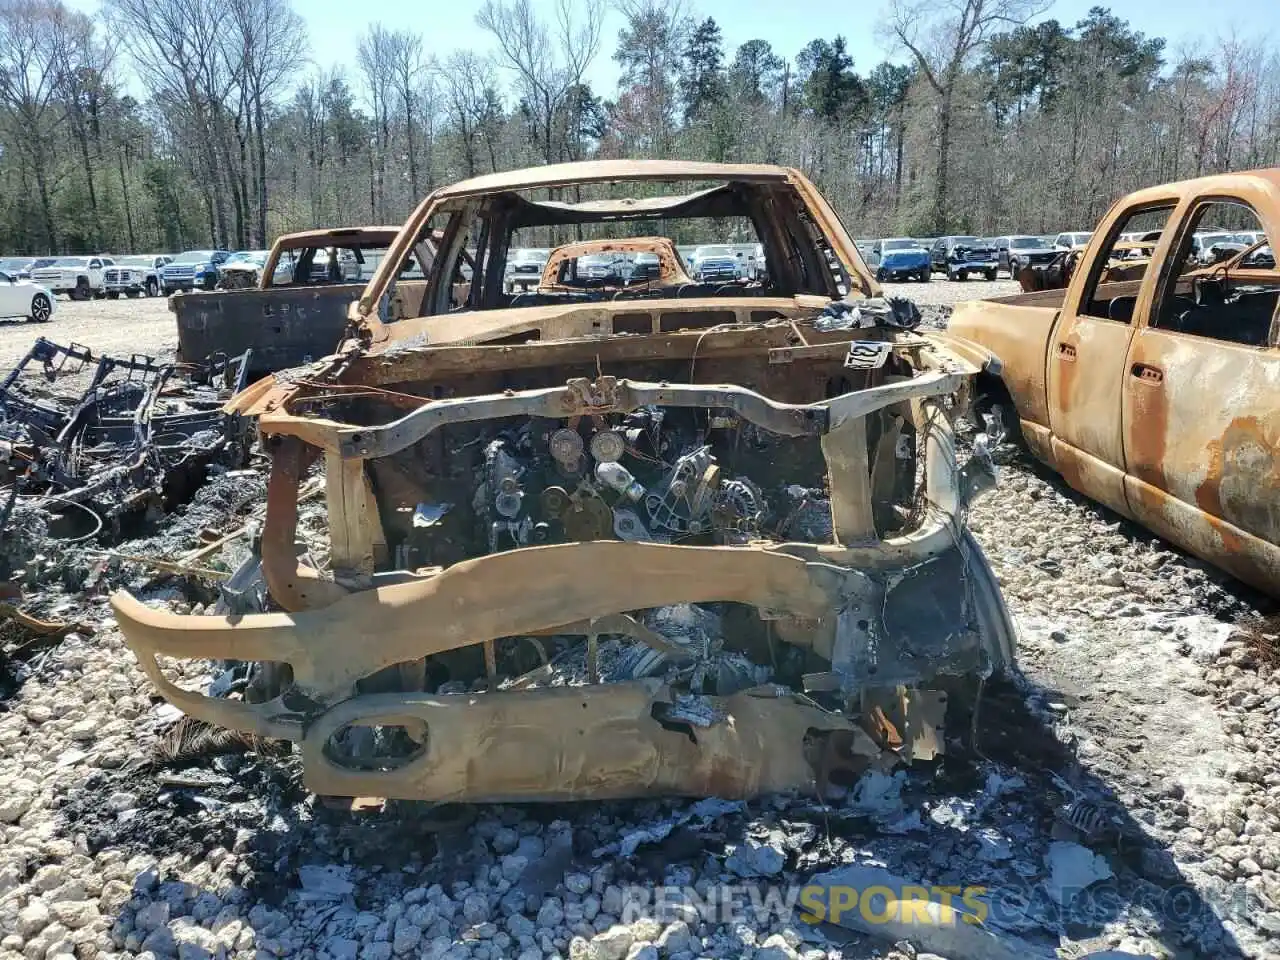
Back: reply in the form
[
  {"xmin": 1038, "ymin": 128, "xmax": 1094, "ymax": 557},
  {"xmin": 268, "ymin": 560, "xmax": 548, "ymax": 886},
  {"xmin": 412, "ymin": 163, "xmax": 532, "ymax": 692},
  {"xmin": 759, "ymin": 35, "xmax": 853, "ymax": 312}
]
[
  {"xmin": 51, "ymin": 12, "xmax": 113, "ymax": 250},
  {"xmin": 107, "ymin": 0, "xmax": 236, "ymax": 244},
  {"xmin": 477, "ymin": 0, "xmax": 604, "ymax": 165},
  {"xmin": 441, "ymin": 51, "xmax": 499, "ymax": 178},
  {"xmin": 227, "ymin": 0, "xmax": 306, "ymax": 245},
  {"xmin": 357, "ymin": 24, "xmax": 396, "ymax": 220},
  {"xmin": 385, "ymin": 29, "xmax": 426, "ymax": 200},
  {"xmin": 0, "ymin": 0, "xmax": 75, "ymax": 248},
  {"xmin": 886, "ymin": 0, "xmax": 1049, "ymax": 232}
]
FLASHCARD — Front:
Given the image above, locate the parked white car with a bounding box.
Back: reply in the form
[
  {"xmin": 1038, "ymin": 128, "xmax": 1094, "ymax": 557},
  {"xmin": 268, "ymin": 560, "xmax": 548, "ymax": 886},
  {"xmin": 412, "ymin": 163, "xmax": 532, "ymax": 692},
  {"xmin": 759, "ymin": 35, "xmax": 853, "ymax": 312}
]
[
  {"xmin": 29, "ymin": 255, "xmax": 114, "ymax": 300},
  {"xmin": 104, "ymin": 255, "xmax": 169, "ymax": 298},
  {"xmin": 1053, "ymin": 232, "xmax": 1093, "ymax": 252},
  {"xmin": 1189, "ymin": 230, "xmax": 1257, "ymax": 265},
  {"xmin": 308, "ymin": 248, "xmax": 363, "ymax": 282},
  {"xmin": 0, "ymin": 269, "xmax": 56, "ymax": 322}
]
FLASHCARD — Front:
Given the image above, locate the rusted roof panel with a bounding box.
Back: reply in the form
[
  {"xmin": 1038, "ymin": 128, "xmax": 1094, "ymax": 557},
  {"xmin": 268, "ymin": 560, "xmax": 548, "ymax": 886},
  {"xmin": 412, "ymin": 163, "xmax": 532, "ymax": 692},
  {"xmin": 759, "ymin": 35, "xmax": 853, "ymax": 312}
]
[
  {"xmin": 436, "ymin": 160, "xmax": 795, "ymax": 199},
  {"xmin": 272, "ymin": 226, "xmax": 402, "ymax": 249}
]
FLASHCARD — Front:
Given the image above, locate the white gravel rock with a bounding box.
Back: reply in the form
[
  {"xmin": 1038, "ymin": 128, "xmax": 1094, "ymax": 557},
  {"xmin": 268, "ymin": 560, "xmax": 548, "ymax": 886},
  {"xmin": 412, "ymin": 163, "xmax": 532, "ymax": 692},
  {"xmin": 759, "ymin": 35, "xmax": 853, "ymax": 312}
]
[
  {"xmin": 391, "ymin": 917, "xmax": 421, "ymax": 954},
  {"xmin": 16, "ymin": 900, "xmax": 50, "ymax": 936},
  {"xmin": 591, "ymin": 924, "xmax": 634, "ymax": 960},
  {"xmin": 536, "ymin": 897, "xmax": 564, "ymax": 929},
  {"xmin": 66, "ymin": 718, "xmax": 99, "ymax": 741},
  {"xmin": 491, "ymin": 827, "xmax": 520, "ymax": 855},
  {"xmin": 135, "ymin": 901, "xmax": 171, "ymax": 932},
  {"xmin": 170, "ymin": 919, "xmax": 225, "ymax": 959},
  {"xmin": 49, "ymin": 900, "xmax": 99, "ymax": 929},
  {"xmin": 564, "ymin": 872, "xmax": 592, "ymax": 896},
  {"xmin": 500, "ymin": 855, "xmax": 529, "ymax": 882},
  {"xmin": 724, "ymin": 839, "xmax": 784, "ymax": 877},
  {"xmin": 462, "ymin": 891, "xmax": 491, "ymax": 924},
  {"xmin": 753, "ymin": 933, "xmax": 800, "ymax": 960},
  {"xmin": 0, "ymin": 781, "xmax": 37, "ymax": 823}
]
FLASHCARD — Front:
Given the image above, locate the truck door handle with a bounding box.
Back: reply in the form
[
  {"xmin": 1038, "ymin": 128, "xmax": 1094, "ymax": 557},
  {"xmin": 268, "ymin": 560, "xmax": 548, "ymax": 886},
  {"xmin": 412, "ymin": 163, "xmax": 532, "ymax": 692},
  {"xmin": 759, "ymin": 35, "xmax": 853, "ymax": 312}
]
[
  {"xmin": 1057, "ymin": 342, "xmax": 1077, "ymax": 361},
  {"xmin": 1131, "ymin": 363, "xmax": 1164, "ymax": 384}
]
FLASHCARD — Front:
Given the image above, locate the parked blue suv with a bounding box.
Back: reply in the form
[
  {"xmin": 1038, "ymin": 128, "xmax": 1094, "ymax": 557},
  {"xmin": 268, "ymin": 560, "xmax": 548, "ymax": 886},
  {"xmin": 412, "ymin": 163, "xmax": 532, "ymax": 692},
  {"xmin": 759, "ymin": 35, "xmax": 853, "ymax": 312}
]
[
  {"xmin": 161, "ymin": 249, "xmax": 230, "ymax": 294},
  {"xmin": 869, "ymin": 238, "xmax": 931, "ymax": 282}
]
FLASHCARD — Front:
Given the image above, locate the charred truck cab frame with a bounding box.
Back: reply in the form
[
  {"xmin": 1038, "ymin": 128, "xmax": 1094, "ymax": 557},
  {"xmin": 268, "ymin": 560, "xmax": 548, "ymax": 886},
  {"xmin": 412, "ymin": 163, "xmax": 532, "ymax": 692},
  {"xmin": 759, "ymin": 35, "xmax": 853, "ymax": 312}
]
[{"xmin": 113, "ymin": 160, "xmax": 1016, "ymax": 803}]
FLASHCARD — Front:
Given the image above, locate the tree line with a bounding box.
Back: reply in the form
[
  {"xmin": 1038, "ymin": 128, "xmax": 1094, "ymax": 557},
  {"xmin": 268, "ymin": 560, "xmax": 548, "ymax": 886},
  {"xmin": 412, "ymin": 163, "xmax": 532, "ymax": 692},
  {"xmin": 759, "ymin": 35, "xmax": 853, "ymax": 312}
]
[{"xmin": 1, "ymin": 0, "xmax": 1278, "ymax": 256}]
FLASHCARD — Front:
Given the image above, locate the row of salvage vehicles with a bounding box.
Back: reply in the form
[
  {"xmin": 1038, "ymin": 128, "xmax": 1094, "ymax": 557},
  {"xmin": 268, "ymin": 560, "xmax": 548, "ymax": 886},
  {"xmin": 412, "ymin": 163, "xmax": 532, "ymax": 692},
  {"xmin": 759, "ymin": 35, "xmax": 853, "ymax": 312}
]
[{"xmin": 119, "ymin": 161, "xmax": 1276, "ymax": 807}]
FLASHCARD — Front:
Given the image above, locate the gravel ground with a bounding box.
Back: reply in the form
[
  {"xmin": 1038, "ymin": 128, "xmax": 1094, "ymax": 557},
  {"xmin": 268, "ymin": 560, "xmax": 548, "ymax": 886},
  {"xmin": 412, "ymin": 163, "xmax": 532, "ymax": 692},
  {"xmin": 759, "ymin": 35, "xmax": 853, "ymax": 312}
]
[
  {"xmin": 880, "ymin": 276, "xmax": 1023, "ymax": 307},
  {"xmin": 2, "ymin": 277, "xmax": 1278, "ymax": 960},
  {"xmin": 0, "ymin": 297, "xmax": 176, "ymax": 372}
]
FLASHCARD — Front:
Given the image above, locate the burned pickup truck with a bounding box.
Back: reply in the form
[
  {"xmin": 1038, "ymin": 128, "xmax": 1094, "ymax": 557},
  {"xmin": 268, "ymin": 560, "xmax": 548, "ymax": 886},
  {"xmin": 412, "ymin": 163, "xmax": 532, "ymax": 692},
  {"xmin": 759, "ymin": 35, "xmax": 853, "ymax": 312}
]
[
  {"xmin": 113, "ymin": 160, "xmax": 1015, "ymax": 803},
  {"xmin": 954, "ymin": 170, "xmax": 1280, "ymax": 595},
  {"xmin": 171, "ymin": 226, "xmax": 434, "ymax": 377}
]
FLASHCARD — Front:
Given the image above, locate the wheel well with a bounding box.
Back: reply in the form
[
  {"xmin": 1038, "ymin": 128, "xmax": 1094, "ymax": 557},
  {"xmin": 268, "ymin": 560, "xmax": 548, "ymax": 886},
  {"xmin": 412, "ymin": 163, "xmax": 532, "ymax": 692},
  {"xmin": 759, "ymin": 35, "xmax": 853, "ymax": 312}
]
[
  {"xmin": 973, "ymin": 372, "xmax": 1023, "ymax": 445},
  {"xmin": 974, "ymin": 371, "xmax": 1013, "ymax": 411}
]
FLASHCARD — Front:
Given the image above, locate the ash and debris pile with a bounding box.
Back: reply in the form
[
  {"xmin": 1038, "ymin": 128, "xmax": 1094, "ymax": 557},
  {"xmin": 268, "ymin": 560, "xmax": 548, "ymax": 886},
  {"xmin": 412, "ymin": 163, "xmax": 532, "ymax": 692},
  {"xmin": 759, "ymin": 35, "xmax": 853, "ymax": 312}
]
[
  {"xmin": 0, "ymin": 336, "xmax": 267, "ymax": 683},
  {"xmin": 0, "ymin": 336, "xmax": 253, "ymax": 521}
]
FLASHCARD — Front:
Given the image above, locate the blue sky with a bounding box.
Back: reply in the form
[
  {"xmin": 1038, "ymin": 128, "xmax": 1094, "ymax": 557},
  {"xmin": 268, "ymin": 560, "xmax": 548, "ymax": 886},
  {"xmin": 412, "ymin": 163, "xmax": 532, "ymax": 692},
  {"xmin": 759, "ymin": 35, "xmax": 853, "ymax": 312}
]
[{"xmin": 74, "ymin": 0, "xmax": 1279, "ymax": 99}]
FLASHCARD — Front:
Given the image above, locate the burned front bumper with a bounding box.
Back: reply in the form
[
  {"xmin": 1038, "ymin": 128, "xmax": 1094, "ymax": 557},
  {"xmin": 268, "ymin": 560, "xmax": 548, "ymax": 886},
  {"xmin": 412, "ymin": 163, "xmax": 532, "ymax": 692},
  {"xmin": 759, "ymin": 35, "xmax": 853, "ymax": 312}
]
[{"xmin": 112, "ymin": 353, "xmax": 1015, "ymax": 802}]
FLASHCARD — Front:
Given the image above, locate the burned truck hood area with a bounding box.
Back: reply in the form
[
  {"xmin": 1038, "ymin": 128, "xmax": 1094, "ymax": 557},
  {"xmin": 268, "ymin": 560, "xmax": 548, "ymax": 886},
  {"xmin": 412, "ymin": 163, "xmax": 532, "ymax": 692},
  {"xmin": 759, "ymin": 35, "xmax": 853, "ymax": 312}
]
[{"xmin": 113, "ymin": 300, "xmax": 1015, "ymax": 804}]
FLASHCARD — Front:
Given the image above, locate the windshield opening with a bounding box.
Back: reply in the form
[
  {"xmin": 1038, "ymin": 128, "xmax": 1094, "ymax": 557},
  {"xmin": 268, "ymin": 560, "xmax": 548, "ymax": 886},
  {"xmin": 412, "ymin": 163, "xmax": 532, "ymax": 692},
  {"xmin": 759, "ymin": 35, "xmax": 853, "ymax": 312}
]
[{"xmin": 375, "ymin": 174, "xmax": 862, "ymax": 321}]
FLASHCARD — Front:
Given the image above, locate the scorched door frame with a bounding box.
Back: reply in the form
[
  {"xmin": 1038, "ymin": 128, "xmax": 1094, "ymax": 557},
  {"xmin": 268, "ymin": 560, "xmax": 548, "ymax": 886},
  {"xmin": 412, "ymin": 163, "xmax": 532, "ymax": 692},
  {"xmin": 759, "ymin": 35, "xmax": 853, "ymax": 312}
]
[
  {"xmin": 1045, "ymin": 195, "xmax": 1181, "ymax": 518},
  {"xmin": 1121, "ymin": 193, "xmax": 1280, "ymax": 594}
]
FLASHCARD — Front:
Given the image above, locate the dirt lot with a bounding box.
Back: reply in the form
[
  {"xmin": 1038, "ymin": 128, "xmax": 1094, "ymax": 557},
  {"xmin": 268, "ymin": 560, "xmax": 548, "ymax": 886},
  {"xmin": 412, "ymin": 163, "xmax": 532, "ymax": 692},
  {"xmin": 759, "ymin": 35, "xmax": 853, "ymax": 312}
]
[
  {"xmin": 0, "ymin": 280, "xmax": 1025, "ymax": 372},
  {"xmin": 0, "ymin": 295, "xmax": 177, "ymax": 370}
]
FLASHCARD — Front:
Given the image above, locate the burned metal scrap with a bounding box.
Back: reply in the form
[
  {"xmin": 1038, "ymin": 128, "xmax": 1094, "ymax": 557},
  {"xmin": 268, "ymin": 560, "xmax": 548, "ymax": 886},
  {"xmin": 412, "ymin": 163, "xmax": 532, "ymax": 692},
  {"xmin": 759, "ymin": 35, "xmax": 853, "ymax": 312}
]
[{"xmin": 0, "ymin": 337, "xmax": 254, "ymax": 522}]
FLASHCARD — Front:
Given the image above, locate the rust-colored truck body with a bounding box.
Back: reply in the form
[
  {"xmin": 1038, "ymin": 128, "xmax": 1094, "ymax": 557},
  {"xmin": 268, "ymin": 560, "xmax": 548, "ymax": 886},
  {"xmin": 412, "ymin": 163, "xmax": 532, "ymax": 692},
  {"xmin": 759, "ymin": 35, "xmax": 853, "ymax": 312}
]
[
  {"xmin": 114, "ymin": 160, "xmax": 1015, "ymax": 803},
  {"xmin": 953, "ymin": 170, "xmax": 1280, "ymax": 595}
]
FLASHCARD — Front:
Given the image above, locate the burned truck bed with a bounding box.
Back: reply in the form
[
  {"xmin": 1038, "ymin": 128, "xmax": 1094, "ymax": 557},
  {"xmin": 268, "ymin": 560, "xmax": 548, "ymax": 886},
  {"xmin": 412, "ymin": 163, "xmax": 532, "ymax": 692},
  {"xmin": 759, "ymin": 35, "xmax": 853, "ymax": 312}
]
[
  {"xmin": 173, "ymin": 285, "xmax": 361, "ymax": 376},
  {"xmin": 114, "ymin": 160, "xmax": 1016, "ymax": 804},
  {"xmin": 172, "ymin": 227, "xmax": 439, "ymax": 377}
]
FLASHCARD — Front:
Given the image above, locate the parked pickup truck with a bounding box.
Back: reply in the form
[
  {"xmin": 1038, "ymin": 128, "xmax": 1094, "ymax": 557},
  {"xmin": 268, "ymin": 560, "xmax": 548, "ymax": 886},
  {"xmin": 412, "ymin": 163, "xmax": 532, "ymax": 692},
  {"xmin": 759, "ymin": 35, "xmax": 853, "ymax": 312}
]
[
  {"xmin": 930, "ymin": 236, "xmax": 998, "ymax": 281},
  {"xmin": 29, "ymin": 255, "xmax": 114, "ymax": 299},
  {"xmin": 104, "ymin": 255, "xmax": 170, "ymax": 298},
  {"xmin": 172, "ymin": 226, "xmax": 436, "ymax": 375},
  {"xmin": 952, "ymin": 170, "xmax": 1280, "ymax": 594},
  {"xmin": 162, "ymin": 250, "xmax": 231, "ymax": 293}
]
